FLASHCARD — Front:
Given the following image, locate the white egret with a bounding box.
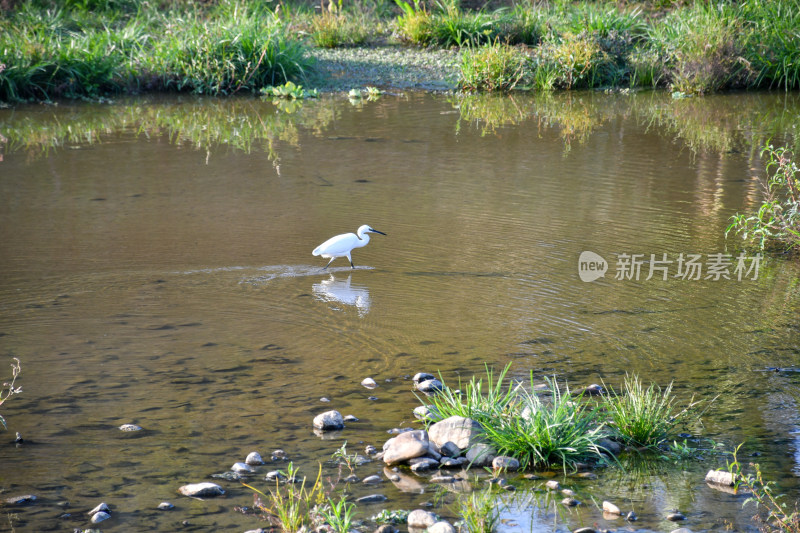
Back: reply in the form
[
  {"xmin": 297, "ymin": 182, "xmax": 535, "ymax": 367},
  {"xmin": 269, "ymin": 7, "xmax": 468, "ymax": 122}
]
[{"xmin": 312, "ymin": 225, "xmax": 386, "ymax": 269}]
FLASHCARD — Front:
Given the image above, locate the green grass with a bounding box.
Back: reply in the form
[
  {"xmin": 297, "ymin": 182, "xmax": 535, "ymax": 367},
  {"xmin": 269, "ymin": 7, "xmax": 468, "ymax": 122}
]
[
  {"xmin": 459, "ymin": 40, "xmax": 528, "ymax": 92},
  {"xmin": 455, "ymin": 485, "xmax": 503, "ymax": 533},
  {"xmin": 602, "ymin": 374, "xmax": 699, "ymax": 448}
]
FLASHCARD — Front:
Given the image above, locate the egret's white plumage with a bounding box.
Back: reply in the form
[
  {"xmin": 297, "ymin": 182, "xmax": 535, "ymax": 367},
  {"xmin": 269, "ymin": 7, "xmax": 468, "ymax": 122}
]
[{"xmin": 312, "ymin": 224, "xmax": 386, "ymax": 269}]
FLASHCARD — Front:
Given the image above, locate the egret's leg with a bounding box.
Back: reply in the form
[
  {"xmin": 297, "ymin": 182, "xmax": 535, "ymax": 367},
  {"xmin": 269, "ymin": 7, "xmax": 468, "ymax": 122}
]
[
  {"xmin": 324, "ymin": 257, "xmax": 335, "ymax": 269},
  {"xmin": 347, "ymin": 253, "xmax": 354, "ymax": 269}
]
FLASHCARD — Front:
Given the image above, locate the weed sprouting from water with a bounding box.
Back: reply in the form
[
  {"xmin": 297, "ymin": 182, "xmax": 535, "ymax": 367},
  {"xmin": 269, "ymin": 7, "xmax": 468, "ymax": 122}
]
[
  {"xmin": 0, "ymin": 358, "xmax": 22, "ymax": 430},
  {"xmin": 455, "ymin": 485, "xmax": 503, "ymax": 533}
]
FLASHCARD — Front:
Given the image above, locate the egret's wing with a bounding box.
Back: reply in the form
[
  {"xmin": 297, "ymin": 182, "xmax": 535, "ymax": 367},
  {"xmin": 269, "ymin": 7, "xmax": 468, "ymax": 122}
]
[{"xmin": 312, "ymin": 233, "xmax": 357, "ymax": 256}]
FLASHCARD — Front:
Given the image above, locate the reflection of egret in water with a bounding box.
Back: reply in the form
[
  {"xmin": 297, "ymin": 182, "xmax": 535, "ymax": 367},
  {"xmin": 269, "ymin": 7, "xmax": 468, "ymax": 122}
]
[{"xmin": 312, "ymin": 275, "xmax": 371, "ymax": 316}]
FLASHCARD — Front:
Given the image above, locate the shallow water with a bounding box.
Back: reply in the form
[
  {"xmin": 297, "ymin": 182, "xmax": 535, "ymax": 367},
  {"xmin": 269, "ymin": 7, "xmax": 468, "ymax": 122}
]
[{"xmin": 1, "ymin": 91, "xmax": 799, "ymax": 532}]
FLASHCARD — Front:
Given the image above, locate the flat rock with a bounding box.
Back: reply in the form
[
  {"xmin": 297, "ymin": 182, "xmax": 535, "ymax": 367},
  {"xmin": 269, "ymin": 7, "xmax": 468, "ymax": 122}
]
[
  {"xmin": 545, "ymin": 480, "xmax": 561, "ymax": 491},
  {"xmin": 245, "ymin": 452, "xmax": 264, "ymax": 465},
  {"xmin": 91, "ymin": 511, "xmax": 111, "ymax": 524},
  {"xmin": 409, "ymin": 457, "xmax": 439, "ymax": 472},
  {"xmin": 157, "ymin": 502, "xmax": 175, "ymax": 510},
  {"xmin": 5, "ymin": 494, "xmax": 36, "ymax": 505},
  {"xmin": 88, "ymin": 503, "xmax": 110, "ymax": 515},
  {"xmin": 178, "ymin": 482, "xmax": 225, "ymax": 498},
  {"xmin": 428, "ymin": 416, "xmax": 483, "ymax": 449},
  {"xmin": 383, "ymin": 430, "xmax": 429, "ymax": 465},
  {"xmin": 407, "ymin": 509, "xmax": 437, "ymax": 528},
  {"xmin": 362, "ymin": 475, "xmax": 383, "ymax": 484},
  {"xmin": 667, "ymin": 512, "xmax": 687, "ymax": 521},
  {"xmin": 313, "ymin": 410, "xmax": 345, "ymax": 431},
  {"xmin": 118, "ymin": 424, "xmax": 142, "ymax": 432},
  {"xmin": 602, "ymin": 501, "xmax": 621, "ymax": 515},
  {"xmin": 355, "ymin": 494, "xmax": 388, "ymax": 503}
]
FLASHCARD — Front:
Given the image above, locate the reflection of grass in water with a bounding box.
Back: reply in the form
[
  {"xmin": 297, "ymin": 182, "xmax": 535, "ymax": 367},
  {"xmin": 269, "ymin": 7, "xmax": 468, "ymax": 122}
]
[{"xmin": 0, "ymin": 97, "xmax": 338, "ymax": 163}]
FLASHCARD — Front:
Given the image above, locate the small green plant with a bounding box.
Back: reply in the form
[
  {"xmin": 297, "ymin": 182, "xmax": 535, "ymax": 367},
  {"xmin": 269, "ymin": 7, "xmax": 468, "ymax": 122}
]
[
  {"xmin": 243, "ymin": 462, "xmax": 325, "ymax": 532},
  {"xmin": 0, "ymin": 358, "xmax": 21, "ymax": 430},
  {"xmin": 728, "ymin": 443, "xmax": 800, "ymax": 532},
  {"xmin": 371, "ymin": 508, "xmax": 410, "ymax": 524},
  {"xmin": 317, "ymin": 495, "xmax": 356, "ymax": 533},
  {"xmin": 727, "ymin": 144, "xmax": 800, "ymax": 252},
  {"xmin": 455, "ymin": 485, "xmax": 502, "ymax": 533},
  {"xmin": 331, "ymin": 441, "xmax": 360, "ymax": 475},
  {"xmin": 264, "ymin": 81, "xmax": 318, "ymax": 99},
  {"xmin": 602, "ymin": 374, "xmax": 699, "ymax": 449}
]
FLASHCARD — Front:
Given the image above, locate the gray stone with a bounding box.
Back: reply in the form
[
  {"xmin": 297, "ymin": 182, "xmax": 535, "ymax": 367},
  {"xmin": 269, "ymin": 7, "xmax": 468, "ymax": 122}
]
[
  {"xmin": 5, "ymin": 494, "xmax": 36, "ymax": 505},
  {"xmin": 598, "ymin": 438, "xmax": 623, "ymax": 456},
  {"xmin": 705, "ymin": 469, "xmax": 735, "ymax": 486},
  {"xmin": 407, "ymin": 509, "xmax": 437, "ymax": 528},
  {"xmin": 545, "ymin": 480, "xmax": 561, "ymax": 491},
  {"xmin": 361, "ymin": 377, "xmax": 378, "ymax": 389},
  {"xmin": 362, "ymin": 475, "xmax": 382, "ymax": 484},
  {"xmin": 409, "ymin": 457, "xmax": 439, "ymax": 472},
  {"xmin": 413, "ymin": 405, "xmax": 439, "ymax": 422},
  {"xmin": 602, "ymin": 501, "xmax": 621, "ymax": 515},
  {"xmin": 271, "ymin": 449, "xmax": 288, "ymax": 460},
  {"xmin": 178, "ymin": 482, "xmax": 225, "ymax": 497},
  {"xmin": 90, "ymin": 511, "xmax": 111, "ymax": 524},
  {"xmin": 382, "ymin": 430, "xmax": 429, "ymax": 465},
  {"xmin": 157, "ymin": 502, "xmax": 175, "ymax": 510},
  {"xmin": 492, "ymin": 456, "xmax": 520, "ymax": 471},
  {"xmin": 344, "ymin": 414, "xmax": 359, "ymax": 422},
  {"xmin": 355, "ymin": 494, "xmax": 387, "ymax": 503},
  {"xmin": 439, "ymin": 456, "xmax": 468, "ymax": 468},
  {"xmin": 88, "ymin": 503, "xmax": 110, "ymax": 516},
  {"xmin": 427, "ymin": 521, "xmax": 456, "ymax": 533},
  {"xmin": 428, "ymin": 416, "xmax": 484, "ymax": 449},
  {"xmin": 626, "ymin": 511, "xmax": 637, "ymax": 521},
  {"xmin": 416, "ymin": 379, "xmax": 444, "ymax": 394},
  {"xmin": 413, "ymin": 372, "xmax": 436, "ymax": 384},
  {"xmin": 561, "ymin": 489, "xmax": 575, "ymax": 497},
  {"xmin": 118, "ymin": 424, "xmax": 142, "ymax": 432},
  {"xmin": 561, "ymin": 497, "xmax": 580, "ymax": 506},
  {"xmin": 245, "ymin": 452, "xmax": 264, "ymax": 465},
  {"xmin": 232, "ymin": 462, "xmax": 255, "ymax": 473},
  {"xmin": 439, "ymin": 441, "xmax": 461, "ymax": 458},
  {"xmin": 574, "ymin": 384, "xmax": 603, "ymax": 396},
  {"xmin": 313, "ymin": 410, "xmax": 345, "ymax": 431},
  {"xmin": 667, "ymin": 512, "xmax": 687, "ymax": 521},
  {"xmin": 465, "ymin": 443, "xmax": 495, "ymax": 467}
]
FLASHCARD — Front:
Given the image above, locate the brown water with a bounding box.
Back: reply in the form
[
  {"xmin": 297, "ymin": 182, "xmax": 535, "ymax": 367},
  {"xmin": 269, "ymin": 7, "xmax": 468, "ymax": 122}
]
[{"xmin": 1, "ymin": 91, "xmax": 799, "ymax": 532}]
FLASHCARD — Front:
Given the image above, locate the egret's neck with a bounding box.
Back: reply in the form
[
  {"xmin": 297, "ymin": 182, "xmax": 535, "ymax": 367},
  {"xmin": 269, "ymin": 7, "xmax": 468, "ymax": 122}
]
[{"xmin": 354, "ymin": 233, "xmax": 370, "ymax": 248}]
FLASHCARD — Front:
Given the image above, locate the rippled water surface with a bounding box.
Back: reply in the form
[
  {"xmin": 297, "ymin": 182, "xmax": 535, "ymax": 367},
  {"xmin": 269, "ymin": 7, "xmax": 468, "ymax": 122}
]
[{"xmin": 1, "ymin": 91, "xmax": 799, "ymax": 532}]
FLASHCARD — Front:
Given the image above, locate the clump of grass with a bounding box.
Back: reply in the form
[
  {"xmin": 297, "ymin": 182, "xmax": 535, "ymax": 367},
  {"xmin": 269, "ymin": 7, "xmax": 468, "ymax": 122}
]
[
  {"xmin": 459, "ymin": 40, "xmax": 528, "ymax": 92},
  {"xmin": 316, "ymin": 495, "xmax": 356, "ymax": 533},
  {"xmin": 480, "ymin": 377, "xmax": 608, "ymax": 470},
  {"xmin": 602, "ymin": 374, "xmax": 699, "ymax": 449},
  {"xmin": 534, "ymin": 32, "xmax": 611, "ymax": 89},
  {"xmin": 727, "ymin": 144, "xmax": 800, "ymax": 252},
  {"xmin": 429, "ymin": 2, "xmax": 495, "ymax": 48},
  {"xmin": 0, "ymin": 358, "xmax": 22, "ymax": 430},
  {"xmin": 243, "ymin": 462, "xmax": 326, "ymax": 532},
  {"xmin": 455, "ymin": 485, "xmax": 503, "ymax": 533},
  {"xmin": 728, "ymin": 443, "xmax": 800, "ymax": 533},
  {"xmin": 739, "ymin": 0, "xmax": 800, "ymax": 91},
  {"xmin": 309, "ymin": 3, "xmax": 371, "ymax": 48}
]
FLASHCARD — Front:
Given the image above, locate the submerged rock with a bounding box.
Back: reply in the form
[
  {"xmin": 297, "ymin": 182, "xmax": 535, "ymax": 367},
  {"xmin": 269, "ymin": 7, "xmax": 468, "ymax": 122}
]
[
  {"xmin": 465, "ymin": 443, "xmax": 495, "ymax": 467},
  {"xmin": 545, "ymin": 480, "xmax": 561, "ymax": 491},
  {"xmin": 157, "ymin": 502, "xmax": 175, "ymax": 510},
  {"xmin": 232, "ymin": 462, "xmax": 255, "ymax": 474},
  {"xmin": 492, "ymin": 456, "xmax": 520, "ymax": 471},
  {"xmin": 412, "ymin": 372, "xmax": 436, "ymax": 384},
  {"xmin": 667, "ymin": 512, "xmax": 687, "ymax": 521},
  {"xmin": 409, "ymin": 457, "xmax": 439, "ymax": 472},
  {"xmin": 88, "ymin": 503, "xmax": 110, "ymax": 516},
  {"xmin": 355, "ymin": 494, "xmax": 388, "ymax": 503},
  {"xmin": 5, "ymin": 494, "xmax": 37, "ymax": 506},
  {"xmin": 313, "ymin": 410, "xmax": 345, "ymax": 431},
  {"xmin": 705, "ymin": 469, "xmax": 735, "ymax": 486},
  {"xmin": 90, "ymin": 511, "xmax": 111, "ymax": 524},
  {"xmin": 416, "ymin": 379, "xmax": 444, "ymax": 393},
  {"xmin": 178, "ymin": 482, "xmax": 225, "ymax": 498},
  {"xmin": 361, "ymin": 377, "xmax": 378, "ymax": 389},
  {"xmin": 118, "ymin": 424, "xmax": 142, "ymax": 432}
]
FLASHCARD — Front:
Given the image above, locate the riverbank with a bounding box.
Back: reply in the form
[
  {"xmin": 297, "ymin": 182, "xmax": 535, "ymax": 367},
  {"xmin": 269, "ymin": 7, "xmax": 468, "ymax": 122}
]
[{"xmin": 1, "ymin": 0, "xmax": 798, "ymax": 103}]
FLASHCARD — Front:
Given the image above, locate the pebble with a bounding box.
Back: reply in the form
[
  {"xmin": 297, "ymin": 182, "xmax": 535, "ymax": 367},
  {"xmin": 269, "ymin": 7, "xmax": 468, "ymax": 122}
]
[
  {"xmin": 312, "ymin": 410, "xmax": 345, "ymax": 431},
  {"xmin": 561, "ymin": 489, "xmax": 576, "ymax": 497},
  {"xmin": 626, "ymin": 511, "xmax": 637, "ymax": 521},
  {"xmin": 90, "ymin": 511, "xmax": 111, "ymax": 524},
  {"xmin": 430, "ymin": 474, "xmax": 455, "ymax": 483},
  {"xmin": 362, "ymin": 475, "xmax": 382, "ymax": 484},
  {"xmin": 545, "ymin": 480, "xmax": 561, "ymax": 491},
  {"xmin": 178, "ymin": 482, "xmax": 225, "ymax": 497},
  {"xmin": 344, "ymin": 414, "xmax": 359, "ymax": 422},
  {"xmin": 157, "ymin": 502, "xmax": 174, "ymax": 510},
  {"xmin": 412, "ymin": 372, "xmax": 436, "ymax": 384},
  {"xmin": 365, "ymin": 445, "xmax": 378, "ymax": 455},
  {"xmin": 361, "ymin": 377, "xmax": 378, "ymax": 389},
  {"xmin": 428, "ymin": 521, "xmax": 456, "ymax": 533},
  {"xmin": 417, "ymin": 378, "xmax": 444, "ymax": 393},
  {"xmin": 602, "ymin": 501, "xmax": 621, "ymax": 515},
  {"xmin": 245, "ymin": 452, "xmax": 264, "ymax": 465},
  {"xmin": 408, "ymin": 509, "xmax": 437, "ymax": 528},
  {"xmin": 118, "ymin": 424, "xmax": 142, "ymax": 432},
  {"xmin": 320, "ymin": 397, "xmax": 331, "ymax": 402},
  {"xmin": 271, "ymin": 449, "xmax": 288, "ymax": 460},
  {"xmin": 667, "ymin": 512, "xmax": 687, "ymax": 521},
  {"xmin": 573, "ymin": 528, "xmax": 597, "ymax": 533},
  {"xmin": 561, "ymin": 497, "xmax": 580, "ymax": 507},
  {"xmin": 266, "ymin": 470, "xmax": 286, "ymax": 481}
]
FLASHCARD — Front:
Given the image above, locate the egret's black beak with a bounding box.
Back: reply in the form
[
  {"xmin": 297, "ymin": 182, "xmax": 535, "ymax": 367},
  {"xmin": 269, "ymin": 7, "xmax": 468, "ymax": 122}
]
[{"xmin": 371, "ymin": 229, "xmax": 386, "ymax": 235}]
